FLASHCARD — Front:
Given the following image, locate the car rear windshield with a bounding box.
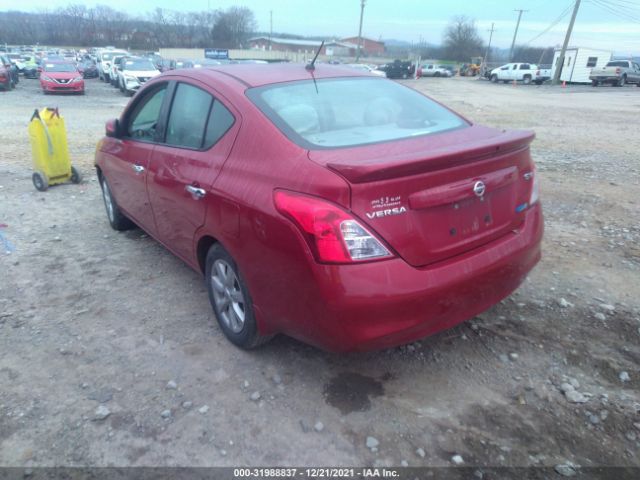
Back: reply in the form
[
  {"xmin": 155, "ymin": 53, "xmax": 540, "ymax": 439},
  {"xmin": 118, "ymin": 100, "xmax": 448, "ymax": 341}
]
[
  {"xmin": 247, "ymin": 77, "xmax": 468, "ymax": 149},
  {"xmin": 44, "ymin": 63, "xmax": 77, "ymax": 72},
  {"xmin": 606, "ymin": 61, "xmax": 629, "ymax": 67}
]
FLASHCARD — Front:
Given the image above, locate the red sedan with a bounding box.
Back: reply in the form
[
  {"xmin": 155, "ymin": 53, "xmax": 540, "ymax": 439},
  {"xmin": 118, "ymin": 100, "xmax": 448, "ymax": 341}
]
[
  {"xmin": 40, "ymin": 62, "xmax": 85, "ymax": 94},
  {"xmin": 95, "ymin": 63, "xmax": 543, "ymax": 352}
]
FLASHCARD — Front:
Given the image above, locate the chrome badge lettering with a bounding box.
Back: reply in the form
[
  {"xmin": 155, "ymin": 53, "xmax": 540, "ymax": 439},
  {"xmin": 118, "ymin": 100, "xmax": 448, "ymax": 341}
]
[{"xmin": 366, "ymin": 206, "xmax": 407, "ymax": 219}]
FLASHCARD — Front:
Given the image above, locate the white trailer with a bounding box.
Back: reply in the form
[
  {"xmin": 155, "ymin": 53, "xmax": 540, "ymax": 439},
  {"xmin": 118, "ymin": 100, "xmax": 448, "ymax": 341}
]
[{"xmin": 551, "ymin": 47, "xmax": 612, "ymax": 84}]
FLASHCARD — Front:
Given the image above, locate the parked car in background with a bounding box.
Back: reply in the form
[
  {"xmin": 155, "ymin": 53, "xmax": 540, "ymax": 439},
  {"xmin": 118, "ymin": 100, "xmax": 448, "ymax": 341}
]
[
  {"xmin": 6, "ymin": 53, "xmax": 25, "ymax": 73},
  {"xmin": 343, "ymin": 63, "xmax": 386, "ymax": 77},
  {"xmin": 378, "ymin": 59, "xmax": 415, "ymax": 79},
  {"xmin": 0, "ymin": 54, "xmax": 19, "ymax": 86},
  {"xmin": 490, "ymin": 63, "xmax": 539, "ymax": 84},
  {"xmin": 78, "ymin": 59, "xmax": 99, "ymax": 79},
  {"xmin": 110, "ymin": 55, "xmax": 127, "ymax": 86},
  {"xmin": 116, "ymin": 57, "xmax": 161, "ymax": 95},
  {"xmin": 533, "ymin": 65, "xmax": 552, "ymax": 85},
  {"xmin": 192, "ymin": 59, "xmax": 224, "ymax": 68},
  {"xmin": 0, "ymin": 58, "xmax": 14, "ymax": 90},
  {"xmin": 97, "ymin": 50, "xmax": 127, "ymax": 83},
  {"xmin": 589, "ymin": 60, "xmax": 640, "ymax": 87},
  {"xmin": 40, "ymin": 62, "xmax": 85, "ymax": 94},
  {"xmin": 418, "ymin": 64, "xmax": 452, "ymax": 78},
  {"xmin": 95, "ymin": 63, "xmax": 543, "ymax": 352},
  {"xmin": 155, "ymin": 58, "xmax": 174, "ymax": 72},
  {"xmin": 22, "ymin": 56, "xmax": 40, "ymax": 79}
]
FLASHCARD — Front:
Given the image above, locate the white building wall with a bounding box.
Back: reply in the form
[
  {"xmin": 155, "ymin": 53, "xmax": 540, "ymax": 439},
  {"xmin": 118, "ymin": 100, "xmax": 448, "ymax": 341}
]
[{"xmin": 551, "ymin": 48, "xmax": 612, "ymax": 83}]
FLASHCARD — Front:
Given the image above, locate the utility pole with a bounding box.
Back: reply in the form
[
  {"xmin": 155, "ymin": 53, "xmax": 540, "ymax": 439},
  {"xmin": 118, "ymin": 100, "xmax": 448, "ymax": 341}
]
[
  {"xmin": 483, "ymin": 22, "xmax": 495, "ymax": 73},
  {"xmin": 269, "ymin": 10, "xmax": 273, "ymax": 51},
  {"xmin": 552, "ymin": 0, "xmax": 581, "ymax": 85},
  {"xmin": 355, "ymin": 0, "xmax": 366, "ymax": 62},
  {"xmin": 509, "ymin": 9, "xmax": 528, "ymax": 62}
]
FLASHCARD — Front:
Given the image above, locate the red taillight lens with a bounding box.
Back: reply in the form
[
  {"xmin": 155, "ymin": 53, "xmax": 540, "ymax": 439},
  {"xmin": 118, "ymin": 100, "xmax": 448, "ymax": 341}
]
[
  {"xmin": 274, "ymin": 190, "xmax": 392, "ymax": 264},
  {"xmin": 616, "ymin": 67, "xmax": 621, "ymax": 74}
]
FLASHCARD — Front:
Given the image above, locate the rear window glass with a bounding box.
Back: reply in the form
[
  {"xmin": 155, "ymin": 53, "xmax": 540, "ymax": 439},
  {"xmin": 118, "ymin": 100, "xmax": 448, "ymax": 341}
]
[
  {"xmin": 606, "ymin": 61, "xmax": 629, "ymax": 67},
  {"xmin": 247, "ymin": 77, "xmax": 468, "ymax": 149}
]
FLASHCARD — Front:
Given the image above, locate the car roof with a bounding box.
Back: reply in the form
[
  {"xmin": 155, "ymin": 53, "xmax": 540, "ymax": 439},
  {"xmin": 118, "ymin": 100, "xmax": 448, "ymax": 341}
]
[{"xmin": 176, "ymin": 63, "xmax": 371, "ymax": 88}]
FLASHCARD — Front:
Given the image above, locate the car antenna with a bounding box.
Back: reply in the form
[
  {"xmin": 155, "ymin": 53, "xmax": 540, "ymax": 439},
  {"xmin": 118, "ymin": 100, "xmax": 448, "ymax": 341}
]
[{"xmin": 305, "ymin": 41, "xmax": 324, "ymax": 71}]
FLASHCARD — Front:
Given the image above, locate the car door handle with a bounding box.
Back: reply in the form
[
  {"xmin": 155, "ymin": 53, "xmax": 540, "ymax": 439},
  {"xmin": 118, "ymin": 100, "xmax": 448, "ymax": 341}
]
[
  {"xmin": 132, "ymin": 164, "xmax": 145, "ymax": 174},
  {"xmin": 186, "ymin": 185, "xmax": 206, "ymax": 199}
]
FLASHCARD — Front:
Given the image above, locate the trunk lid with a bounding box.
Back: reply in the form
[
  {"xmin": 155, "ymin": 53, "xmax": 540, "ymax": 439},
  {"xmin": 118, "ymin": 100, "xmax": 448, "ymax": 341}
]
[{"xmin": 308, "ymin": 125, "xmax": 536, "ymax": 267}]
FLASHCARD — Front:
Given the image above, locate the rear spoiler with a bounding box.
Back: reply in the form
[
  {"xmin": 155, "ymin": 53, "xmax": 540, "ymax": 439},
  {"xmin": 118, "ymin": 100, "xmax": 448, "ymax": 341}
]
[{"xmin": 326, "ymin": 129, "xmax": 535, "ymax": 183}]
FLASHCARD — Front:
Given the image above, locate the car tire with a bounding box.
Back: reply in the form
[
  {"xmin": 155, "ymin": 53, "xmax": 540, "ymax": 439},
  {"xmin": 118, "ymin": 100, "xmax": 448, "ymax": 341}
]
[
  {"xmin": 434, "ymin": 72, "xmax": 440, "ymax": 77},
  {"xmin": 523, "ymin": 75, "xmax": 532, "ymax": 85},
  {"xmin": 99, "ymin": 174, "xmax": 135, "ymax": 231},
  {"xmin": 119, "ymin": 80, "xmax": 124, "ymax": 92},
  {"xmin": 70, "ymin": 166, "xmax": 82, "ymax": 184},
  {"xmin": 32, "ymin": 171, "xmax": 48, "ymax": 191},
  {"xmin": 617, "ymin": 75, "xmax": 626, "ymax": 87},
  {"xmin": 205, "ymin": 243, "xmax": 273, "ymax": 349},
  {"xmin": 591, "ymin": 80, "xmax": 599, "ymax": 87},
  {"xmin": 491, "ymin": 74, "xmax": 498, "ymax": 83}
]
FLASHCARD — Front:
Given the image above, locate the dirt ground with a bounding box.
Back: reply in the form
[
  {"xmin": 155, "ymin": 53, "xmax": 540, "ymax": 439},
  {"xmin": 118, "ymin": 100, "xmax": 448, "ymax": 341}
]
[{"xmin": 0, "ymin": 75, "xmax": 639, "ymax": 472}]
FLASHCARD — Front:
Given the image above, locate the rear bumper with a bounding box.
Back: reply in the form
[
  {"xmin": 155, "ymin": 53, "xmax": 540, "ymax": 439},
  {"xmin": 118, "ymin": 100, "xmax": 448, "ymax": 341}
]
[{"xmin": 291, "ymin": 204, "xmax": 543, "ymax": 352}]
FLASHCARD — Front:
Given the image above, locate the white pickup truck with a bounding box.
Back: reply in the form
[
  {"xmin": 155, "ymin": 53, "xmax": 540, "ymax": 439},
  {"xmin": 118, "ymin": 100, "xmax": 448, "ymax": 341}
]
[
  {"xmin": 589, "ymin": 60, "xmax": 640, "ymax": 87},
  {"xmin": 490, "ymin": 63, "xmax": 540, "ymax": 85}
]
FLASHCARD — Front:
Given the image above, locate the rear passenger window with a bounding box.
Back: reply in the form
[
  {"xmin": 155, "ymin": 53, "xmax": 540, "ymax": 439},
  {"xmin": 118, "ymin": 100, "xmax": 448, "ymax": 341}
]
[
  {"xmin": 165, "ymin": 83, "xmax": 235, "ymax": 150},
  {"xmin": 166, "ymin": 83, "xmax": 212, "ymax": 149},
  {"xmin": 204, "ymin": 101, "xmax": 235, "ymax": 148}
]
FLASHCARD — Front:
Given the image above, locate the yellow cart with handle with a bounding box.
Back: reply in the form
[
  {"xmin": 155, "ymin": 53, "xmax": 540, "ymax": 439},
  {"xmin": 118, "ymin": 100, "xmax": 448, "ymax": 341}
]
[{"xmin": 28, "ymin": 107, "xmax": 81, "ymax": 191}]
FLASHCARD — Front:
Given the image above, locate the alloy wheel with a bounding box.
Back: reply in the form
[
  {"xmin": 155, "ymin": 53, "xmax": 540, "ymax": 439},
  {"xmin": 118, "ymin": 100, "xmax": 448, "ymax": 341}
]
[{"xmin": 211, "ymin": 259, "xmax": 246, "ymax": 333}]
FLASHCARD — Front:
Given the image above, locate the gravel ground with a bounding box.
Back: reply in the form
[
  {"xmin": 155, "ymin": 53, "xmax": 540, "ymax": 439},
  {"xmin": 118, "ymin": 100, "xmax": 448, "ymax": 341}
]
[{"xmin": 0, "ymin": 75, "xmax": 639, "ymax": 470}]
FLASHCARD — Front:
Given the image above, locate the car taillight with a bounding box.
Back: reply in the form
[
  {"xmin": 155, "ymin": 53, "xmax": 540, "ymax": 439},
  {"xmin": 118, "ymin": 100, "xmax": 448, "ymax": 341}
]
[
  {"xmin": 274, "ymin": 190, "xmax": 392, "ymax": 264},
  {"xmin": 616, "ymin": 67, "xmax": 621, "ymax": 74}
]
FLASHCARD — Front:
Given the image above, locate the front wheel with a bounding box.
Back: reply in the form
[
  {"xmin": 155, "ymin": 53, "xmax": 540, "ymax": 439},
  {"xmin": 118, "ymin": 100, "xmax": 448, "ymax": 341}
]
[
  {"xmin": 491, "ymin": 74, "xmax": 498, "ymax": 83},
  {"xmin": 591, "ymin": 80, "xmax": 599, "ymax": 87},
  {"xmin": 205, "ymin": 244, "xmax": 272, "ymax": 349},
  {"xmin": 99, "ymin": 174, "xmax": 135, "ymax": 231}
]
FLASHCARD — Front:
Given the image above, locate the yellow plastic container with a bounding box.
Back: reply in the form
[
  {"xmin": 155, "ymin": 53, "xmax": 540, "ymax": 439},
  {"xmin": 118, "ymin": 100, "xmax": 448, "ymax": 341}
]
[{"xmin": 28, "ymin": 107, "xmax": 81, "ymax": 191}]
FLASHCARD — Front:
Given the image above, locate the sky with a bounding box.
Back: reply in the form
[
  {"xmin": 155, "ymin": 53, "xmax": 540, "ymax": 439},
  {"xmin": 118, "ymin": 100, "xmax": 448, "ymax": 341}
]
[{"xmin": 1, "ymin": 0, "xmax": 639, "ymax": 54}]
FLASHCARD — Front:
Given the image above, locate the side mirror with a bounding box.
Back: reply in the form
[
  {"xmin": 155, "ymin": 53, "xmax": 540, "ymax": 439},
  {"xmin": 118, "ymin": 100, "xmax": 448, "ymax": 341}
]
[{"xmin": 105, "ymin": 118, "xmax": 120, "ymax": 138}]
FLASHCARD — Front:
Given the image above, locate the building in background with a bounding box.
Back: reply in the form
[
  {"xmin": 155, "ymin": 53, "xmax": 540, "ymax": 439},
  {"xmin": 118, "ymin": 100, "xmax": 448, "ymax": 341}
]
[
  {"xmin": 551, "ymin": 47, "xmax": 612, "ymax": 84},
  {"xmin": 340, "ymin": 36, "xmax": 385, "ymax": 56}
]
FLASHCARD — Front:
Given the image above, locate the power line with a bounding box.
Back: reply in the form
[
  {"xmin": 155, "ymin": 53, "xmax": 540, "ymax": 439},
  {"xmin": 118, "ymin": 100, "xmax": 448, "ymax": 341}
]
[
  {"xmin": 589, "ymin": 0, "xmax": 640, "ymax": 23},
  {"xmin": 523, "ymin": 2, "xmax": 575, "ymax": 45}
]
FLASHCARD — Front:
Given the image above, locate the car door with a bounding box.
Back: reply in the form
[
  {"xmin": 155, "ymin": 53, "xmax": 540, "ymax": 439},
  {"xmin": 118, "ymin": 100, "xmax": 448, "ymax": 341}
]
[
  {"xmin": 103, "ymin": 82, "xmax": 169, "ymax": 234},
  {"xmin": 146, "ymin": 79, "xmax": 239, "ymax": 263}
]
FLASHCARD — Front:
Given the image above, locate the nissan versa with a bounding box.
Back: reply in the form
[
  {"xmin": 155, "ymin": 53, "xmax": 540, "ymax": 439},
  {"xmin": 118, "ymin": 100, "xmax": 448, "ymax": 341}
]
[{"xmin": 95, "ymin": 63, "xmax": 543, "ymax": 352}]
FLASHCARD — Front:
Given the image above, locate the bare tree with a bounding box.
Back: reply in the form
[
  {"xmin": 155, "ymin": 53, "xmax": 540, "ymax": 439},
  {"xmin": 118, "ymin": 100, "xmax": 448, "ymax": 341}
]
[
  {"xmin": 211, "ymin": 6, "xmax": 256, "ymax": 49},
  {"xmin": 443, "ymin": 16, "xmax": 483, "ymax": 62}
]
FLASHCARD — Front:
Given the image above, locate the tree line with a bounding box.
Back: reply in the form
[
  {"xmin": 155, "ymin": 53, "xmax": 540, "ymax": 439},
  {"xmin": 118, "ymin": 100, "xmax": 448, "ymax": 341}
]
[{"xmin": 0, "ymin": 4, "xmax": 256, "ymax": 49}]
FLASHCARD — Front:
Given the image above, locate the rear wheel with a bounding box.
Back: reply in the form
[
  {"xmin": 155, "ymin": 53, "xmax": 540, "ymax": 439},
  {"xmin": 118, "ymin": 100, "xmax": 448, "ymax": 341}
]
[
  {"xmin": 617, "ymin": 75, "xmax": 626, "ymax": 87},
  {"xmin": 523, "ymin": 75, "xmax": 532, "ymax": 85},
  {"xmin": 205, "ymin": 244, "xmax": 272, "ymax": 349},
  {"xmin": 591, "ymin": 80, "xmax": 599, "ymax": 87},
  {"xmin": 32, "ymin": 171, "xmax": 48, "ymax": 191},
  {"xmin": 99, "ymin": 174, "xmax": 135, "ymax": 231}
]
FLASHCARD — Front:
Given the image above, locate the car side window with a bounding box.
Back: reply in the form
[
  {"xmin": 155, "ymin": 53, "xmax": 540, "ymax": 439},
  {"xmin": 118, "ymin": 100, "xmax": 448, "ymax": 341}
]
[
  {"xmin": 512, "ymin": 64, "xmax": 518, "ymax": 70},
  {"xmin": 204, "ymin": 100, "xmax": 235, "ymax": 148},
  {"xmin": 127, "ymin": 84, "xmax": 167, "ymax": 140},
  {"xmin": 520, "ymin": 64, "xmax": 530, "ymax": 70},
  {"xmin": 165, "ymin": 83, "xmax": 213, "ymax": 149}
]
